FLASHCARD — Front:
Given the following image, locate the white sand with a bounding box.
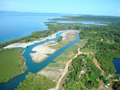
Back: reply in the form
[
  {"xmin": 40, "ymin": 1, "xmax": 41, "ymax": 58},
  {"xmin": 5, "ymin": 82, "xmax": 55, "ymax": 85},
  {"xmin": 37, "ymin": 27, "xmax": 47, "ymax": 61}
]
[{"xmin": 61, "ymin": 30, "xmax": 80, "ymax": 42}]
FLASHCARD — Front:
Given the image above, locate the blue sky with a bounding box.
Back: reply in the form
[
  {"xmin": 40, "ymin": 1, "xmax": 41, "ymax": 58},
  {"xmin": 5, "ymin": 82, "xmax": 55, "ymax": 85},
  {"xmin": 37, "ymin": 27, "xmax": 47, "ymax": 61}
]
[{"xmin": 0, "ymin": 0, "xmax": 120, "ymax": 16}]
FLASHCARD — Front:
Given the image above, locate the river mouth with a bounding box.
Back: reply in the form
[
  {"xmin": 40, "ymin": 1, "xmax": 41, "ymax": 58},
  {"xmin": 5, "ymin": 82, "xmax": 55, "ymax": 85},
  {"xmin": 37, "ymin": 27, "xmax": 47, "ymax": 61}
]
[
  {"xmin": 113, "ymin": 59, "xmax": 120, "ymax": 74},
  {"xmin": 0, "ymin": 31, "xmax": 81, "ymax": 90}
]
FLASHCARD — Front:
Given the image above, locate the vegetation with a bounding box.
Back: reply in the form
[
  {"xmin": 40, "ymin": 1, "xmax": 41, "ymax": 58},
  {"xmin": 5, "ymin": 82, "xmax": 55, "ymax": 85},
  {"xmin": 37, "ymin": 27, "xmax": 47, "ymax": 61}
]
[
  {"xmin": 112, "ymin": 81, "xmax": 120, "ymax": 90},
  {"xmin": 95, "ymin": 50, "xmax": 120, "ymax": 74},
  {"xmin": 49, "ymin": 41, "xmax": 69, "ymax": 50},
  {"xmin": 1, "ymin": 15, "xmax": 120, "ymax": 89},
  {"xmin": 56, "ymin": 15, "xmax": 120, "ymax": 89},
  {"xmin": 47, "ymin": 39, "xmax": 87, "ymax": 69},
  {"xmin": 56, "ymin": 36, "xmax": 63, "ymax": 42},
  {"xmin": 50, "ymin": 15, "xmax": 120, "ymax": 22},
  {"xmin": 63, "ymin": 54, "xmax": 102, "ymax": 90},
  {"xmin": 15, "ymin": 72, "xmax": 56, "ymax": 90},
  {"xmin": 0, "ymin": 48, "xmax": 27, "ymax": 83},
  {"xmin": 67, "ymin": 15, "xmax": 120, "ymax": 22},
  {"xmin": 79, "ymin": 21, "xmax": 120, "ymax": 74}
]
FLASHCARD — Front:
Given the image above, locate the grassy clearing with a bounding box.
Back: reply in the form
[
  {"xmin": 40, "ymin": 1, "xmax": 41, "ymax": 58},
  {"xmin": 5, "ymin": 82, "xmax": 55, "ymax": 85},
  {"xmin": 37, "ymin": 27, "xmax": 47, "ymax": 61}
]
[{"xmin": 0, "ymin": 48, "xmax": 27, "ymax": 83}]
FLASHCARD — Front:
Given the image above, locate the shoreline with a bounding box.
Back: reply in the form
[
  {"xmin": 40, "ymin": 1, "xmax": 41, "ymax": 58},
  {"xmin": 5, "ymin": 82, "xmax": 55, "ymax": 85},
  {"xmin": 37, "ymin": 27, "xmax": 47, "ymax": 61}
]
[{"xmin": 3, "ymin": 31, "xmax": 64, "ymax": 49}]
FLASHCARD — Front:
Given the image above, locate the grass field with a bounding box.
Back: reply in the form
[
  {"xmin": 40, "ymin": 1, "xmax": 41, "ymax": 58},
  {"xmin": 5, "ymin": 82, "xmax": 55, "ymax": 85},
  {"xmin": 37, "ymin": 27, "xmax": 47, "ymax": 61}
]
[{"xmin": 0, "ymin": 48, "xmax": 27, "ymax": 83}]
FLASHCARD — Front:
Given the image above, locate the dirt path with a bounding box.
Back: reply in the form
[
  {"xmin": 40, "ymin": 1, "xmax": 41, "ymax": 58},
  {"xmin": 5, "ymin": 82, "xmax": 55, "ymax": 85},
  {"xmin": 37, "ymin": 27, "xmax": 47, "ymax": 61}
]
[
  {"xmin": 55, "ymin": 48, "xmax": 82, "ymax": 90},
  {"xmin": 93, "ymin": 58, "xmax": 104, "ymax": 73},
  {"xmin": 98, "ymin": 85, "xmax": 103, "ymax": 90},
  {"xmin": 55, "ymin": 54, "xmax": 104, "ymax": 90},
  {"xmin": 55, "ymin": 41, "xmax": 89, "ymax": 90}
]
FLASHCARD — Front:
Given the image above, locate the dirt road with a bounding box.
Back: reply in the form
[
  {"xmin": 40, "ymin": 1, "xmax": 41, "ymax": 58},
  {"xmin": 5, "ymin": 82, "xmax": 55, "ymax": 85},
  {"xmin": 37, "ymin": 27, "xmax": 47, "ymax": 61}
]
[
  {"xmin": 93, "ymin": 58, "xmax": 104, "ymax": 72},
  {"xmin": 55, "ymin": 48, "xmax": 83, "ymax": 90}
]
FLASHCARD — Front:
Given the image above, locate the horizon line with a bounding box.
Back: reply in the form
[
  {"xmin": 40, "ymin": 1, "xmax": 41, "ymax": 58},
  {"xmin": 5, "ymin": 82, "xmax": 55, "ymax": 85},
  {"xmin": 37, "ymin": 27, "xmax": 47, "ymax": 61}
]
[{"xmin": 0, "ymin": 11, "xmax": 120, "ymax": 17}]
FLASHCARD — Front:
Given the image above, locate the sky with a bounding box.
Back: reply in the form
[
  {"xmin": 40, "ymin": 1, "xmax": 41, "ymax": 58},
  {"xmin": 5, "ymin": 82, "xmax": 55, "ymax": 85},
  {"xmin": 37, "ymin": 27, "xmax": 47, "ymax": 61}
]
[{"xmin": 0, "ymin": 0, "xmax": 120, "ymax": 16}]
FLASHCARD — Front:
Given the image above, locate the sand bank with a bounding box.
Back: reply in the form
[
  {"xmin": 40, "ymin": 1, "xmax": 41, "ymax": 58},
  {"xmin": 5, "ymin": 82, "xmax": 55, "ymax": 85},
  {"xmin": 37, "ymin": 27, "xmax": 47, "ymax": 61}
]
[
  {"xmin": 30, "ymin": 30, "xmax": 80, "ymax": 63},
  {"xmin": 30, "ymin": 41, "xmax": 58, "ymax": 63}
]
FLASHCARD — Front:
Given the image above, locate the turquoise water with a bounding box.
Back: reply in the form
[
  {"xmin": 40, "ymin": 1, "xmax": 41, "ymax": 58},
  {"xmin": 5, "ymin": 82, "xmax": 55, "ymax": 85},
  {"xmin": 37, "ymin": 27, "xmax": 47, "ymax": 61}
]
[
  {"xmin": 113, "ymin": 59, "xmax": 120, "ymax": 74},
  {"xmin": 0, "ymin": 31, "xmax": 81, "ymax": 90}
]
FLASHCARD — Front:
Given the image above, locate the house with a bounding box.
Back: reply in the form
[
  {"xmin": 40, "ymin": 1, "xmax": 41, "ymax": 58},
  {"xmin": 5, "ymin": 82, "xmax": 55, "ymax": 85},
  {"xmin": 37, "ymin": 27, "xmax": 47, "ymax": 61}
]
[{"xmin": 80, "ymin": 70, "xmax": 85, "ymax": 74}]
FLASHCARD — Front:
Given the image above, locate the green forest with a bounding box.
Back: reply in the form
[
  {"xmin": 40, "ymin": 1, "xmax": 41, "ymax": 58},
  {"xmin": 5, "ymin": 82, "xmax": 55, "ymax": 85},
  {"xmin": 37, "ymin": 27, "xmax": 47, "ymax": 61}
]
[
  {"xmin": 63, "ymin": 54, "xmax": 103, "ymax": 90},
  {"xmin": 58, "ymin": 16, "xmax": 120, "ymax": 90},
  {"xmin": 79, "ymin": 21, "xmax": 120, "ymax": 74},
  {"xmin": 50, "ymin": 15, "xmax": 120, "ymax": 22}
]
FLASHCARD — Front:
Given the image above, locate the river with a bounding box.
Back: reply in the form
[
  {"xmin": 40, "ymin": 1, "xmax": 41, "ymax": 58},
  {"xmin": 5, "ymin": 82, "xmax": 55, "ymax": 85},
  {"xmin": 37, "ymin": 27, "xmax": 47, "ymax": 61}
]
[{"xmin": 0, "ymin": 31, "xmax": 81, "ymax": 90}]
